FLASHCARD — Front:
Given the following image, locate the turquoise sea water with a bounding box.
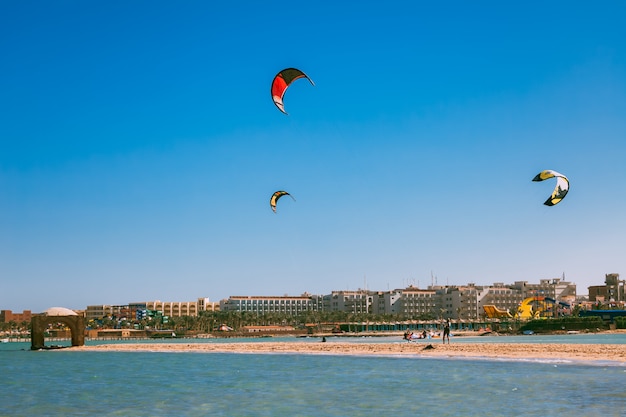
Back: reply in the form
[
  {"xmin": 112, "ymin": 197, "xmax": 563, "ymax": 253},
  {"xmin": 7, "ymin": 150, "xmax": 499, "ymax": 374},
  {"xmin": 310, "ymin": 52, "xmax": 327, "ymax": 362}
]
[{"xmin": 2, "ymin": 335, "xmax": 626, "ymax": 417}]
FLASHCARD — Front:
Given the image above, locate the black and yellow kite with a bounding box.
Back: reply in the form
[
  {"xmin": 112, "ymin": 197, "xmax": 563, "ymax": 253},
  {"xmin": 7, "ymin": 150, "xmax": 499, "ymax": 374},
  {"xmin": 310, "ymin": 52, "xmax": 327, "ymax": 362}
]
[
  {"xmin": 270, "ymin": 191, "xmax": 295, "ymax": 213},
  {"xmin": 532, "ymin": 170, "xmax": 569, "ymax": 206}
]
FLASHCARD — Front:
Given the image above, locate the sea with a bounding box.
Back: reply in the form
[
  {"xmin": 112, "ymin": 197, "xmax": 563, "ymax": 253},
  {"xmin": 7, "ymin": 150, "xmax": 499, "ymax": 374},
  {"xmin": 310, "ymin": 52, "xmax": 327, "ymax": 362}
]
[{"xmin": 2, "ymin": 334, "xmax": 626, "ymax": 417}]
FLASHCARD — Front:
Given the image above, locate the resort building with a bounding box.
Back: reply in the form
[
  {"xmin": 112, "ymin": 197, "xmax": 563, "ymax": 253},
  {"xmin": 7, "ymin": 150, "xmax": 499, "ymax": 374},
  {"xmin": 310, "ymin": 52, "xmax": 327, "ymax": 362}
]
[
  {"xmin": 474, "ymin": 283, "xmax": 524, "ymax": 320},
  {"xmin": 198, "ymin": 297, "xmax": 220, "ymax": 312},
  {"xmin": 440, "ymin": 284, "xmax": 486, "ymax": 320},
  {"xmin": 215, "ymin": 278, "xmax": 578, "ymax": 320},
  {"xmin": 329, "ymin": 290, "xmax": 375, "ymax": 314},
  {"xmin": 397, "ymin": 286, "xmax": 439, "ymax": 317},
  {"xmin": 144, "ymin": 300, "xmax": 198, "ymax": 317},
  {"xmin": 220, "ymin": 295, "xmax": 318, "ymax": 315},
  {"xmin": 513, "ymin": 278, "xmax": 577, "ymax": 304},
  {"xmin": 440, "ymin": 279, "xmax": 577, "ymax": 320},
  {"xmin": 85, "ymin": 298, "xmax": 217, "ymax": 320},
  {"xmin": 369, "ymin": 290, "xmax": 393, "ymax": 314},
  {"xmin": 85, "ymin": 305, "xmax": 113, "ymax": 320},
  {"xmin": 54, "ymin": 274, "xmax": 626, "ymax": 322},
  {"xmin": 142, "ymin": 298, "xmax": 219, "ymax": 317},
  {"xmin": 85, "ymin": 305, "xmax": 138, "ymax": 320}
]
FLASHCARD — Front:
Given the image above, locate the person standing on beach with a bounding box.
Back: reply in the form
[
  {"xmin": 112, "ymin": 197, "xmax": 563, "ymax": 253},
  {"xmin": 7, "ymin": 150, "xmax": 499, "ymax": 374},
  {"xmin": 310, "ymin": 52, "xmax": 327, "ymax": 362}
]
[{"xmin": 443, "ymin": 319, "xmax": 450, "ymax": 344}]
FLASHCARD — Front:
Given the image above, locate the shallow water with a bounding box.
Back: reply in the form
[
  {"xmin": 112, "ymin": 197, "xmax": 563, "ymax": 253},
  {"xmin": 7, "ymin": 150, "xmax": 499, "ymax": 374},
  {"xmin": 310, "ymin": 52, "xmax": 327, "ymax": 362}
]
[{"xmin": 1, "ymin": 335, "xmax": 626, "ymax": 417}]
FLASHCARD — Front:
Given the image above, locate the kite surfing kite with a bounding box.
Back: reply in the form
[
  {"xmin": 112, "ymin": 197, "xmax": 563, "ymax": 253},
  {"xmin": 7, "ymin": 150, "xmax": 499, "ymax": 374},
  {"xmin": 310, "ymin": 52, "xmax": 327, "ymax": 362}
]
[
  {"xmin": 270, "ymin": 191, "xmax": 295, "ymax": 213},
  {"xmin": 271, "ymin": 68, "xmax": 314, "ymax": 114},
  {"xmin": 532, "ymin": 170, "xmax": 569, "ymax": 206}
]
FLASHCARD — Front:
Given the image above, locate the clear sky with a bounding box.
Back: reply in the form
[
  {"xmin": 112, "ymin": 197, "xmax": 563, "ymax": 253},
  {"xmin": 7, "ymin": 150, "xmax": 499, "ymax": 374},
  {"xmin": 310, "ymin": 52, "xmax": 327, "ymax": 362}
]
[{"xmin": 1, "ymin": 2, "xmax": 625, "ymax": 312}]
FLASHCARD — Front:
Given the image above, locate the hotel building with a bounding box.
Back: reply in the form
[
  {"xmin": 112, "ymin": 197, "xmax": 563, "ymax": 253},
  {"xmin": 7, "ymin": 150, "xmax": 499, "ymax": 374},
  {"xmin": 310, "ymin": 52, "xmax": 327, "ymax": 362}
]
[
  {"xmin": 220, "ymin": 295, "xmax": 318, "ymax": 315},
  {"xmin": 74, "ymin": 276, "xmax": 592, "ymax": 321},
  {"xmin": 85, "ymin": 298, "xmax": 218, "ymax": 320}
]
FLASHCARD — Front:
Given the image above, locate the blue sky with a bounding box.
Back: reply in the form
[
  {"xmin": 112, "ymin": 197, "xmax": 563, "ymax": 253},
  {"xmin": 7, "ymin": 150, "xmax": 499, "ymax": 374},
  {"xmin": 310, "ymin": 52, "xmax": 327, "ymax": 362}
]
[{"xmin": 1, "ymin": 2, "xmax": 625, "ymax": 312}]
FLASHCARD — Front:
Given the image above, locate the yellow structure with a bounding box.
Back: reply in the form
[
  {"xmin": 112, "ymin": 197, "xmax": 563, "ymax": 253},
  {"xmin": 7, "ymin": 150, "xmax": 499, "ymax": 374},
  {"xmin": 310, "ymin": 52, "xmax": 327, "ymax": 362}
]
[
  {"xmin": 484, "ymin": 297, "xmax": 556, "ymax": 320},
  {"xmin": 483, "ymin": 305, "xmax": 513, "ymax": 319},
  {"xmin": 516, "ymin": 297, "xmax": 554, "ymax": 319}
]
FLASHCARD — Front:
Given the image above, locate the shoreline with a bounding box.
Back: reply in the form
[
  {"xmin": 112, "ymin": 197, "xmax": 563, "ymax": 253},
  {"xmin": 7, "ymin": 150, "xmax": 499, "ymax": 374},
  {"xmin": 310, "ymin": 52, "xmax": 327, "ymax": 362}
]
[{"xmin": 73, "ymin": 341, "xmax": 626, "ymax": 364}]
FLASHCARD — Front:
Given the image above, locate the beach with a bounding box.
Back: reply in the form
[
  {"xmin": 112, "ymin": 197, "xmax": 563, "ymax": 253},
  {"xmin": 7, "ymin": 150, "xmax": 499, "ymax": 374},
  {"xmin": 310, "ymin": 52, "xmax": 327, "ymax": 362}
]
[{"xmin": 74, "ymin": 341, "xmax": 626, "ymax": 363}]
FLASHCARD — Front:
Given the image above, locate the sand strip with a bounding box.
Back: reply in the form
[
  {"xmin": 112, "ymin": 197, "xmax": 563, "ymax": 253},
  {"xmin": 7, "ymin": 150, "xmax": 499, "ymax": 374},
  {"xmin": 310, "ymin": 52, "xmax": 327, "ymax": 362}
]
[{"xmin": 73, "ymin": 342, "xmax": 626, "ymax": 363}]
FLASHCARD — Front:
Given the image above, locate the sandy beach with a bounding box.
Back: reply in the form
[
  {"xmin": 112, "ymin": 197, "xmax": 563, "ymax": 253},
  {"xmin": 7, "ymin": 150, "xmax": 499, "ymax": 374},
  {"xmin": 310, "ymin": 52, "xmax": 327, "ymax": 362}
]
[{"xmin": 74, "ymin": 341, "xmax": 626, "ymax": 363}]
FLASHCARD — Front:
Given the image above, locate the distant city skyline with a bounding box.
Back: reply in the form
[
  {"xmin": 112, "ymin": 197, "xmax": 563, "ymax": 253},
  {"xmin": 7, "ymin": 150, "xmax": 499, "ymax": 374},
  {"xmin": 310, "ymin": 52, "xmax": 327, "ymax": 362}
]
[{"xmin": 3, "ymin": 272, "xmax": 618, "ymax": 314}]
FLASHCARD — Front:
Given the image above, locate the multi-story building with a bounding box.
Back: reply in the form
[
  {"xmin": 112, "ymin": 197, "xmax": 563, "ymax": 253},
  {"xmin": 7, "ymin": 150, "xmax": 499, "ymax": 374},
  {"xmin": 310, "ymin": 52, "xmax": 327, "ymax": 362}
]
[
  {"xmin": 145, "ymin": 301, "xmax": 198, "ymax": 317},
  {"xmin": 220, "ymin": 295, "xmax": 318, "ymax": 315},
  {"xmin": 0, "ymin": 310, "xmax": 32, "ymax": 324},
  {"xmin": 437, "ymin": 278, "xmax": 577, "ymax": 320},
  {"xmin": 77, "ymin": 275, "xmax": 592, "ymax": 321},
  {"xmin": 86, "ymin": 298, "xmax": 216, "ymax": 320},
  {"xmin": 197, "ymin": 297, "xmax": 220, "ymax": 312},
  {"xmin": 142, "ymin": 298, "xmax": 218, "ymax": 317},
  {"xmin": 377, "ymin": 290, "xmax": 400, "ymax": 314},
  {"xmin": 441, "ymin": 284, "xmax": 484, "ymax": 320},
  {"xmin": 329, "ymin": 290, "xmax": 372, "ymax": 314},
  {"xmin": 397, "ymin": 286, "xmax": 438, "ymax": 317},
  {"xmin": 588, "ymin": 285, "xmax": 607, "ymax": 303},
  {"xmin": 307, "ymin": 293, "xmax": 330, "ymax": 312},
  {"xmin": 85, "ymin": 305, "xmax": 113, "ymax": 321},
  {"xmin": 475, "ymin": 283, "xmax": 524, "ymax": 319},
  {"xmin": 589, "ymin": 273, "xmax": 624, "ymax": 305},
  {"xmin": 512, "ymin": 278, "xmax": 576, "ymax": 302},
  {"xmin": 604, "ymin": 273, "xmax": 624, "ymax": 304},
  {"xmin": 216, "ymin": 277, "xmax": 579, "ymax": 320},
  {"xmin": 85, "ymin": 304, "xmax": 139, "ymax": 320}
]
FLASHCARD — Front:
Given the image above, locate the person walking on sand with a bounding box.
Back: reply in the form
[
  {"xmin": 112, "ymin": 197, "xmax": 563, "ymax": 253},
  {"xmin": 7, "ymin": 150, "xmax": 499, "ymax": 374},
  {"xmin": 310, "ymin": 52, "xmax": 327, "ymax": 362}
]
[{"xmin": 443, "ymin": 319, "xmax": 450, "ymax": 344}]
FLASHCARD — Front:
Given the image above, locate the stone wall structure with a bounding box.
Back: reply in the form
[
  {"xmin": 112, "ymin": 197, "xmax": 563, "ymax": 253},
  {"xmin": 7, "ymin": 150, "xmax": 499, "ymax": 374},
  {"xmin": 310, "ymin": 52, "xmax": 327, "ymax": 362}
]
[{"xmin": 31, "ymin": 307, "xmax": 85, "ymax": 350}]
